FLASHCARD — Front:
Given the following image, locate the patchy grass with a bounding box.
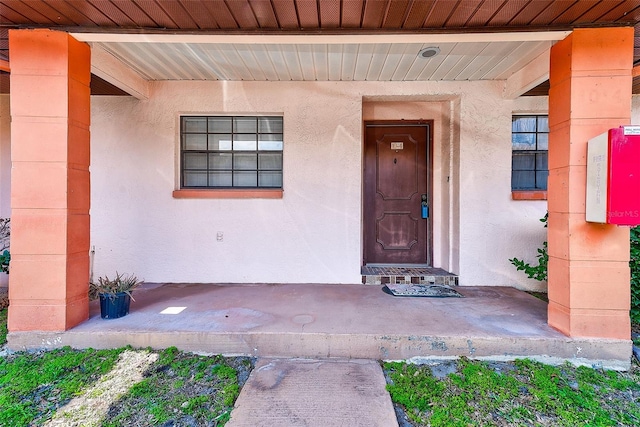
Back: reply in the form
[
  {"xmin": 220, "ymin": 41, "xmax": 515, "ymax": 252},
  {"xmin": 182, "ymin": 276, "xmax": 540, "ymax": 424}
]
[
  {"xmin": 0, "ymin": 308, "xmax": 6, "ymax": 346},
  {"xmin": 103, "ymin": 347, "xmax": 252, "ymax": 426},
  {"xmin": 0, "ymin": 347, "xmax": 126, "ymax": 426},
  {"xmin": 385, "ymin": 358, "xmax": 640, "ymax": 427},
  {"xmin": 0, "ymin": 346, "xmax": 253, "ymax": 426}
]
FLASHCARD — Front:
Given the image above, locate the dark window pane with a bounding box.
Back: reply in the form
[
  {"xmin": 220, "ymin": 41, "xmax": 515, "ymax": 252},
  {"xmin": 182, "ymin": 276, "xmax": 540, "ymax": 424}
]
[
  {"xmin": 512, "ymin": 133, "xmax": 536, "ymax": 150},
  {"xmin": 234, "ymin": 171, "xmax": 257, "ymax": 187},
  {"xmin": 209, "ymin": 153, "xmax": 232, "ymax": 170},
  {"xmin": 512, "ymin": 171, "xmax": 535, "ymax": 190},
  {"xmin": 536, "ymin": 153, "xmax": 548, "ymax": 171},
  {"xmin": 259, "ymin": 153, "xmax": 283, "ymax": 170},
  {"xmin": 234, "ymin": 153, "xmax": 257, "ymax": 170},
  {"xmin": 208, "ymin": 117, "xmax": 232, "ymax": 133},
  {"xmin": 181, "ymin": 116, "xmax": 283, "ymax": 189},
  {"xmin": 536, "ymin": 171, "xmax": 548, "ymax": 190},
  {"xmin": 183, "ymin": 171, "xmax": 208, "ymax": 187},
  {"xmin": 512, "ymin": 117, "xmax": 536, "ymax": 132},
  {"xmin": 183, "ymin": 134, "xmax": 207, "ymax": 150},
  {"xmin": 512, "ymin": 115, "xmax": 548, "ymax": 191},
  {"xmin": 184, "ymin": 153, "xmax": 207, "ymax": 169},
  {"xmin": 183, "ymin": 117, "xmax": 207, "ymax": 133},
  {"xmin": 259, "ymin": 171, "xmax": 283, "ymax": 187},
  {"xmin": 512, "ymin": 153, "xmax": 535, "ymax": 171},
  {"xmin": 209, "ymin": 172, "xmax": 232, "ymax": 187},
  {"xmin": 234, "ymin": 117, "xmax": 257, "ymax": 133},
  {"xmin": 259, "ymin": 117, "xmax": 283, "ymax": 133}
]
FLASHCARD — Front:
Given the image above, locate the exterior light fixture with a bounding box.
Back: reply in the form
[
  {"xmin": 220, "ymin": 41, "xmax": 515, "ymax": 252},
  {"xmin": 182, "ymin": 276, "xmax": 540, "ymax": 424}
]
[{"xmin": 418, "ymin": 47, "xmax": 441, "ymax": 58}]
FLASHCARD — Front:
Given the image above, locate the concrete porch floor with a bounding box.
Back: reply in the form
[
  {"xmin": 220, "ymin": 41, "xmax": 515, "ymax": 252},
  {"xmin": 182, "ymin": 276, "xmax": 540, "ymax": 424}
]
[{"xmin": 7, "ymin": 283, "xmax": 632, "ymax": 370}]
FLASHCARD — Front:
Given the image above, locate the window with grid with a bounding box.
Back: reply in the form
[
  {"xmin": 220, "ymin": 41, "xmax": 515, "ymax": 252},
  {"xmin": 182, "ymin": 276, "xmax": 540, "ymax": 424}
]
[
  {"xmin": 181, "ymin": 116, "xmax": 283, "ymax": 189},
  {"xmin": 511, "ymin": 115, "xmax": 548, "ymax": 191}
]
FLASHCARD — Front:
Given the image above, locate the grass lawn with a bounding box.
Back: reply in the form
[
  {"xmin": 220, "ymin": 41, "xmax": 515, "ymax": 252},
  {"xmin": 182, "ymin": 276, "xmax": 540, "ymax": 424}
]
[
  {"xmin": 385, "ymin": 357, "xmax": 640, "ymax": 427},
  {"xmin": 0, "ymin": 340, "xmax": 253, "ymax": 426},
  {"xmin": 0, "ymin": 308, "xmax": 6, "ymax": 346}
]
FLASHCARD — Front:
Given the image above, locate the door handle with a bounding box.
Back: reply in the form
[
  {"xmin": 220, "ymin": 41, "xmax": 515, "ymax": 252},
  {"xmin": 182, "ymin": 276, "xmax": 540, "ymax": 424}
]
[{"xmin": 421, "ymin": 194, "xmax": 429, "ymax": 219}]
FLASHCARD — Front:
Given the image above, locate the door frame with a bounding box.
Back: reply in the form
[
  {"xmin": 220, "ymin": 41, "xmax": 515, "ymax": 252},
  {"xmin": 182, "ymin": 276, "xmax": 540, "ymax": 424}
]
[{"xmin": 362, "ymin": 120, "xmax": 434, "ymax": 266}]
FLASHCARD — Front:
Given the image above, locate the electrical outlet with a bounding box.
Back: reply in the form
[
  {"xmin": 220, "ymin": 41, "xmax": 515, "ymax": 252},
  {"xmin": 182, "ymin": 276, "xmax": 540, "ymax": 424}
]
[{"xmin": 216, "ymin": 231, "xmax": 224, "ymax": 241}]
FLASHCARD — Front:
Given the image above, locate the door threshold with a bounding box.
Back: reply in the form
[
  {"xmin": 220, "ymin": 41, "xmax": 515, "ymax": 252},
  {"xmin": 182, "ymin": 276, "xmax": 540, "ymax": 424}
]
[
  {"xmin": 365, "ymin": 263, "xmax": 431, "ymax": 268},
  {"xmin": 361, "ymin": 265, "xmax": 458, "ymax": 286}
]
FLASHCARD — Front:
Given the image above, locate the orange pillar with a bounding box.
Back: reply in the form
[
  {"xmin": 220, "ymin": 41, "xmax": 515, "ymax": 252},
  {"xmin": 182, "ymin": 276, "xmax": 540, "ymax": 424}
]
[
  {"xmin": 8, "ymin": 29, "xmax": 90, "ymax": 331},
  {"xmin": 548, "ymin": 28, "xmax": 632, "ymax": 339}
]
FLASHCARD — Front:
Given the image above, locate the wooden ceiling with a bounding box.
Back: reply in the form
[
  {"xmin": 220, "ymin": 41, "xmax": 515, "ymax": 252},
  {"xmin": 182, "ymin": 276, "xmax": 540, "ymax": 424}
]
[
  {"xmin": 2, "ymin": 1, "xmax": 640, "ymax": 95},
  {"xmin": 0, "ymin": 1, "xmax": 638, "ymax": 32}
]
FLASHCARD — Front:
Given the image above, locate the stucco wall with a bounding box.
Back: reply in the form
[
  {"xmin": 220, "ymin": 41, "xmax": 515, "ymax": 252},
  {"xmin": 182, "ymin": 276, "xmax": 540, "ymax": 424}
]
[
  {"xmin": 88, "ymin": 80, "xmax": 548, "ymax": 289},
  {"xmin": 502, "ymin": 96, "xmax": 550, "ymax": 290},
  {"xmin": 0, "ymin": 95, "xmax": 9, "ymax": 287},
  {"xmin": 3, "ymin": 90, "xmax": 638, "ymax": 289},
  {"xmin": 92, "ymin": 81, "xmax": 363, "ymax": 284}
]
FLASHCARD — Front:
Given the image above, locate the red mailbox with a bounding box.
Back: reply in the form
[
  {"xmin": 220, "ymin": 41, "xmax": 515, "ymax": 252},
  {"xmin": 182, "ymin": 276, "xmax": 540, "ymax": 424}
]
[{"xmin": 586, "ymin": 126, "xmax": 640, "ymax": 226}]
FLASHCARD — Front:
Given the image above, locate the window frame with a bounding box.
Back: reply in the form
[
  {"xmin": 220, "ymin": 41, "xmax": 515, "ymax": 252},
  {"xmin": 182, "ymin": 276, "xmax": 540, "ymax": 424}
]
[
  {"xmin": 511, "ymin": 114, "xmax": 549, "ymax": 199},
  {"xmin": 178, "ymin": 115, "xmax": 284, "ymax": 192}
]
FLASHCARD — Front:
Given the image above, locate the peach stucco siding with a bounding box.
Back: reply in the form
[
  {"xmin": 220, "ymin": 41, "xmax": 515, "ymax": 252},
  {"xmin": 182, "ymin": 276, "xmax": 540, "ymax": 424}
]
[
  {"xmin": 80, "ymin": 79, "xmax": 547, "ymax": 288},
  {"xmin": 7, "ymin": 30, "xmax": 91, "ymax": 331},
  {"xmin": 547, "ymin": 28, "xmax": 633, "ymax": 339},
  {"xmin": 1, "ymin": 92, "xmax": 577, "ymax": 291},
  {"xmin": 0, "ymin": 78, "xmax": 597, "ymax": 292},
  {"xmin": 1, "ymin": 86, "xmax": 548, "ymax": 290}
]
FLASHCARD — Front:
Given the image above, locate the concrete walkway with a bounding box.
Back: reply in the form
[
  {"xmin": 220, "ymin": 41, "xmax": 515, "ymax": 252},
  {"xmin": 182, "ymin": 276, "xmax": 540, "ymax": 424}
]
[{"xmin": 227, "ymin": 358, "xmax": 398, "ymax": 427}]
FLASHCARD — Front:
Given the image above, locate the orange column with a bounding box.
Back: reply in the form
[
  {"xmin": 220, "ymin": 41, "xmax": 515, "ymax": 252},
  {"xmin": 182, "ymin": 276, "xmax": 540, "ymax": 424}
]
[
  {"xmin": 8, "ymin": 29, "xmax": 90, "ymax": 331},
  {"xmin": 548, "ymin": 28, "xmax": 632, "ymax": 339}
]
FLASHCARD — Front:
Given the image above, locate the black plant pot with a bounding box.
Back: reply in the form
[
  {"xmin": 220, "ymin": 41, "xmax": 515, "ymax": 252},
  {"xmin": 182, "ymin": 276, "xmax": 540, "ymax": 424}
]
[{"xmin": 99, "ymin": 292, "xmax": 131, "ymax": 319}]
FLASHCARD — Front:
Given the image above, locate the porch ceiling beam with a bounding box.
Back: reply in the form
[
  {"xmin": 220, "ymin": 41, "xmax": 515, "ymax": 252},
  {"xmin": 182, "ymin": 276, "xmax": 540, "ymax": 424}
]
[
  {"xmin": 503, "ymin": 49, "xmax": 550, "ymax": 99},
  {"xmin": 91, "ymin": 45, "xmax": 149, "ymax": 100},
  {"xmin": 72, "ymin": 31, "xmax": 571, "ymax": 45}
]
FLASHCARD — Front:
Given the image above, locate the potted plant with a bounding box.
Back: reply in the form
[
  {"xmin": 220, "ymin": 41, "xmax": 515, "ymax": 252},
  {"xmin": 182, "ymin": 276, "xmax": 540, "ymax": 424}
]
[{"xmin": 89, "ymin": 272, "xmax": 142, "ymax": 319}]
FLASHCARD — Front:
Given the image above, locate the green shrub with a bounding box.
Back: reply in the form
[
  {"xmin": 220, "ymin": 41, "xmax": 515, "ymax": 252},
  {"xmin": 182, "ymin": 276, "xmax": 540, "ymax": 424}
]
[
  {"xmin": 630, "ymin": 226, "xmax": 640, "ymax": 323},
  {"xmin": 0, "ymin": 218, "xmax": 8, "ymax": 274},
  {"xmin": 0, "ymin": 249, "xmax": 9, "ymax": 274},
  {"xmin": 509, "ymin": 213, "xmax": 548, "ymax": 282},
  {"xmin": 509, "ymin": 219, "xmax": 639, "ymax": 325}
]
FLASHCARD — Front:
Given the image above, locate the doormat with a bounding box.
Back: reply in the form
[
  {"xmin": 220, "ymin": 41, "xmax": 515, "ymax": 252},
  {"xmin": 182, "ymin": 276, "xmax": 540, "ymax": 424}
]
[{"xmin": 382, "ymin": 284, "xmax": 464, "ymax": 298}]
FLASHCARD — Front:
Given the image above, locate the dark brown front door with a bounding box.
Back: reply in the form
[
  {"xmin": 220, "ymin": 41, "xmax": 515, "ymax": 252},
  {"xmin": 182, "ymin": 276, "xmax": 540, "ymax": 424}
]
[{"xmin": 364, "ymin": 123, "xmax": 431, "ymax": 265}]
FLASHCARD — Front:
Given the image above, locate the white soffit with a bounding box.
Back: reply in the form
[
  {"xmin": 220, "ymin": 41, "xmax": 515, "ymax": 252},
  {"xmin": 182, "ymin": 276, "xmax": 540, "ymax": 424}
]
[{"xmin": 75, "ymin": 32, "xmax": 567, "ymax": 82}]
